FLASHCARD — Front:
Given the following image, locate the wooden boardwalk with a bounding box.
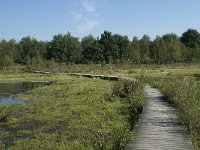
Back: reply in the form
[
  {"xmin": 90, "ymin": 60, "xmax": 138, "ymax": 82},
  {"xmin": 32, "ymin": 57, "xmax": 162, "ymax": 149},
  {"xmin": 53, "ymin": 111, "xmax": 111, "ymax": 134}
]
[{"xmin": 125, "ymin": 84, "xmax": 193, "ymax": 150}]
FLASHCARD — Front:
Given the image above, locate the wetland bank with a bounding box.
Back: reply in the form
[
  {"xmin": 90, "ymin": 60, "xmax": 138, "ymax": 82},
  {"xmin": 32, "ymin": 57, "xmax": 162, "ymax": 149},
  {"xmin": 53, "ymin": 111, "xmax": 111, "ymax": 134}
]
[{"xmin": 0, "ymin": 73, "xmax": 143, "ymax": 149}]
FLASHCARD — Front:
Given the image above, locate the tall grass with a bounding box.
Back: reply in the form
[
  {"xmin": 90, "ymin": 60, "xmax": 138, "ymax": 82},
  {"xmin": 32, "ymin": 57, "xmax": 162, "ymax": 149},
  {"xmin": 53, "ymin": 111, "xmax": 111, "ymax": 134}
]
[{"xmin": 107, "ymin": 80, "xmax": 144, "ymax": 130}]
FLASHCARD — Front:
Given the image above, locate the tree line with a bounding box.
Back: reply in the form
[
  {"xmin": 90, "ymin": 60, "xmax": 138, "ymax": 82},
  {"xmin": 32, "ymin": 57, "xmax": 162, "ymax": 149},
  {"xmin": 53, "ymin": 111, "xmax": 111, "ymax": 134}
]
[{"xmin": 0, "ymin": 28, "xmax": 200, "ymax": 70}]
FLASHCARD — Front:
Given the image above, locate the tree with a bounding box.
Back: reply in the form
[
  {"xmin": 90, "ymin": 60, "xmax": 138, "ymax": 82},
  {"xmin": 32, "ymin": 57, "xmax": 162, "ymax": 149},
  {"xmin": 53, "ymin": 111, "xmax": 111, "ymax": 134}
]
[
  {"xmin": 81, "ymin": 35, "xmax": 95, "ymax": 63},
  {"xmin": 18, "ymin": 36, "xmax": 38, "ymax": 64},
  {"xmin": 48, "ymin": 33, "xmax": 82, "ymax": 64},
  {"xmin": 129, "ymin": 37, "xmax": 140, "ymax": 63},
  {"xmin": 140, "ymin": 35, "xmax": 151, "ymax": 64},
  {"xmin": 180, "ymin": 29, "xmax": 200, "ymax": 49},
  {"xmin": 81, "ymin": 35, "xmax": 95, "ymax": 51},
  {"xmin": 150, "ymin": 36, "xmax": 168, "ymax": 64},
  {"xmin": 114, "ymin": 34, "xmax": 129, "ymax": 62},
  {"xmin": 180, "ymin": 29, "xmax": 200, "ymax": 62},
  {"xmin": 82, "ymin": 40, "xmax": 103, "ymax": 64},
  {"xmin": 0, "ymin": 39, "xmax": 15, "ymax": 70},
  {"xmin": 99, "ymin": 31, "xmax": 119, "ymax": 63},
  {"xmin": 17, "ymin": 36, "xmax": 48, "ymax": 66},
  {"xmin": 162, "ymin": 33, "xmax": 183, "ymax": 63}
]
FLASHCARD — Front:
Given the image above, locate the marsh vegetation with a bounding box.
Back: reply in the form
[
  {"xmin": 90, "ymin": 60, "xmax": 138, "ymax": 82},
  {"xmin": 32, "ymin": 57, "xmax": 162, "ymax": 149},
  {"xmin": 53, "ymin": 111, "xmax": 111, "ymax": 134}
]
[
  {"xmin": 0, "ymin": 74, "xmax": 143, "ymax": 149},
  {"xmin": 0, "ymin": 63, "xmax": 199, "ymax": 149}
]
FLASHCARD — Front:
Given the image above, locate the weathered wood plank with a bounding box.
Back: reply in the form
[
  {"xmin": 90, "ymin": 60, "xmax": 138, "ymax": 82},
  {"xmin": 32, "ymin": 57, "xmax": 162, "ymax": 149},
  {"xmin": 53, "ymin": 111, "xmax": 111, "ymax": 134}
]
[{"xmin": 125, "ymin": 85, "xmax": 193, "ymax": 150}]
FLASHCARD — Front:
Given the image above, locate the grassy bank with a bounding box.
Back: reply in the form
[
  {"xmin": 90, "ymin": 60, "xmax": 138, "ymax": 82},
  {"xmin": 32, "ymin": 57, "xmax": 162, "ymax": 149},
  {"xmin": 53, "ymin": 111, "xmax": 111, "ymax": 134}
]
[
  {"xmin": 0, "ymin": 73, "xmax": 56, "ymax": 83},
  {"xmin": 0, "ymin": 75, "xmax": 144, "ymax": 150},
  {"xmin": 2, "ymin": 63, "xmax": 200, "ymax": 77}
]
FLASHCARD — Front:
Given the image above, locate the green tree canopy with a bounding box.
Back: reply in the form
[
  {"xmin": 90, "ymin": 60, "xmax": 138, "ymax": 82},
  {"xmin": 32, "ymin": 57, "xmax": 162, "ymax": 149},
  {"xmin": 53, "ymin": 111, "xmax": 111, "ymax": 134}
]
[
  {"xmin": 162, "ymin": 33, "xmax": 183, "ymax": 62},
  {"xmin": 0, "ymin": 39, "xmax": 15, "ymax": 70},
  {"xmin": 129, "ymin": 37, "xmax": 140, "ymax": 63},
  {"xmin": 180, "ymin": 29, "xmax": 200, "ymax": 49},
  {"xmin": 114, "ymin": 34, "xmax": 129, "ymax": 62},
  {"xmin": 81, "ymin": 35, "xmax": 95, "ymax": 51},
  {"xmin": 18, "ymin": 36, "xmax": 48, "ymax": 65},
  {"xmin": 140, "ymin": 35, "xmax": 151, "ymax": 64},
  {"xmin": 99, "ymin": 31, "xmax": 119, "ymax": 63},
  {"xmin": 48, "ymin": 33, "xmax": 82, "ymax": 64},
  {"xmin": 82, "ymin": 39, "xmax": 103, "ymax": 64}
]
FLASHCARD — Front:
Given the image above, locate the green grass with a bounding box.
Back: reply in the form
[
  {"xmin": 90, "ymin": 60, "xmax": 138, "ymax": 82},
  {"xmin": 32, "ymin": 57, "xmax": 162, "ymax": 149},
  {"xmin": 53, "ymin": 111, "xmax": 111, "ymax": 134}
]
[
  {"xmin": 3, "ymin": 63, "xmax": 200, "ymax": 77},
  {"xmin": 0, "ymin": 75, "xmax": 144, "ymax": 150},
  {"xmin": 0, "ymin": 73, "xmax": 59, "ymax": 83}
]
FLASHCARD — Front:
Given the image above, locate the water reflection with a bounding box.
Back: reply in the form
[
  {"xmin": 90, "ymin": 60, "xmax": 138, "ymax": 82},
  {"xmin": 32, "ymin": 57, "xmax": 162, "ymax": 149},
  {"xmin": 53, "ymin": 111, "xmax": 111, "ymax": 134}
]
[{"xmin": 0, "ymin": 81, "xmax": 52, "ymax": 105}]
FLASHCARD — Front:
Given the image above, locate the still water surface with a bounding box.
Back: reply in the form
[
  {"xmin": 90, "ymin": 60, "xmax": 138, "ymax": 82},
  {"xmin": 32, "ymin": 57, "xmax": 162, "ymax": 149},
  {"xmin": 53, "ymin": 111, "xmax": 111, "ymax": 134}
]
[{"xmin": 0, "ymin": 81, "xmax": 51, "ymax": 105}]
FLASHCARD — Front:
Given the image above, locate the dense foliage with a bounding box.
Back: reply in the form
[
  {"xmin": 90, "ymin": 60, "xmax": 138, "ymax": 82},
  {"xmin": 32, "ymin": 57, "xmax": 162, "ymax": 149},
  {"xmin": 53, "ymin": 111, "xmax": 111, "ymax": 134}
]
[{"xmin": 0, "ymin": 28, "xmax": 200, "ymax": 69}]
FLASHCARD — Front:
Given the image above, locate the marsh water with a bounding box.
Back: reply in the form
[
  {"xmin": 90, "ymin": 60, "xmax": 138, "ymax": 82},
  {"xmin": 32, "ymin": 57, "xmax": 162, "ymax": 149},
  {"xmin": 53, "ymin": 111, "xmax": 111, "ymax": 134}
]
[{"xmin": 0, "ymin": 81, "xmax": 51, "ymax": 105}]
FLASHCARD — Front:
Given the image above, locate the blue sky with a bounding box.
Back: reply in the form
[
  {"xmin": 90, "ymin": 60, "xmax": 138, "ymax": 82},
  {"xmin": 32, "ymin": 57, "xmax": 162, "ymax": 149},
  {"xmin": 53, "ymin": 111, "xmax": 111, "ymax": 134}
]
[{"xmin": 0, "ymin": 0, "xmax": 200, "ymax": 41}]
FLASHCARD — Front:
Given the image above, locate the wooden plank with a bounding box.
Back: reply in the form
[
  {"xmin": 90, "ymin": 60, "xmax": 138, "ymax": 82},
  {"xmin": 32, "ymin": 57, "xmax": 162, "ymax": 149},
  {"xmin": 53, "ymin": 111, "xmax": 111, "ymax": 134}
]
[{"xmin": 125, "ymin": 85, "xmax": 193, "ymax": 150}]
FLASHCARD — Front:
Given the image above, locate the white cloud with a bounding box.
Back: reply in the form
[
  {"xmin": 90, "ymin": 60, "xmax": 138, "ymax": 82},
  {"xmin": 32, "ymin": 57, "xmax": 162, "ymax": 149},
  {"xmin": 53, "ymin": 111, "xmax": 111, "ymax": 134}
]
[
  {"xmin": 82, "ymin": 0, "xmax": 96, "ymax": 13},
  {"xmin": 72, "ymin": 11, "xmax": 83, "ymax": 21},
  {"xmin": 70, "ymin": 0, "xmax": 103, "ymax": 34},
  {"xmin": 77, "ymin": 19, "xmax": 100, "ymax": 33}
]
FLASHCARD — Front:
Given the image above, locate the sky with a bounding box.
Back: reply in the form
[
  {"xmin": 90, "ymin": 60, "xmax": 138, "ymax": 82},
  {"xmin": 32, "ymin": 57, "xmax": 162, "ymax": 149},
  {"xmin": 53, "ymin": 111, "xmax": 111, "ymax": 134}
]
[{"xmin": 0, "ymin": 0, "xmax": 200, "ymax": 41}]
